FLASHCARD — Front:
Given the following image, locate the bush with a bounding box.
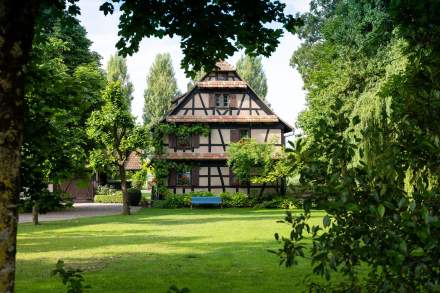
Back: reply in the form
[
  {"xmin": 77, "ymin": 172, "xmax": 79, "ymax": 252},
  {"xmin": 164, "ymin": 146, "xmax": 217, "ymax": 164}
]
[
  {"xmin": 127, "ymin": 188, "xmax": 142, "ymax": 206},
  {"xmin": 94, "ymin": 192, "xmax": 123, "ymax": 203},
  {"xmin": 255, "ymin": 197, "xmax": 297, "ymax": 209},
  {"xmin": 96, "ymin": 185, "xmax": 118, "ymax": 195},
  {"xmin": 19, "ymin": 190, "xmax": 73, "ymax": 213},
  {"xmin": 161, "ymin": 194, "xmax": 186, "ymax": 208},
  {"xmin": 220, "ymin": 192, "xmax": 249, "ymax": 207}
]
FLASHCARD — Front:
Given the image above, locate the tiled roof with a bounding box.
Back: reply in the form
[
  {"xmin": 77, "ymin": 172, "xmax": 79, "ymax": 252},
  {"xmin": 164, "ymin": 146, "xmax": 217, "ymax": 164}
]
[
  {"xmin": 159, "ymin": 153, "xmax": 228, "ymax": 160},
  {"xmin": 124, "ymin": 152, "xmax": 142, "ymax": 170},
  {"xmin": 196, "ymin": 80, "xmax": 247, "ymax": 88},
  {"xmin": 166, "ymin": 115, "xmax": 279, "ymax": 123},
  {"xmin": 215, "ymin": 60, "xmax": 235, "ymax": 71}
]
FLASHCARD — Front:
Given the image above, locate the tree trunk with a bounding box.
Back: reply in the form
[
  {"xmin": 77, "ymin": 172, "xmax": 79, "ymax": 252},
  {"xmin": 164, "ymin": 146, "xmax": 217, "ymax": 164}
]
[
  {"xmin": 0, "ymin": 1, "xmax": 39, "ymax": 291},
  {"xmin": 32, "ymin": 201, "xmax": 39, "ymax": 225},
  {"xmin": 118, "ymin": 164, "xmax": 130, "ymax": 215}
]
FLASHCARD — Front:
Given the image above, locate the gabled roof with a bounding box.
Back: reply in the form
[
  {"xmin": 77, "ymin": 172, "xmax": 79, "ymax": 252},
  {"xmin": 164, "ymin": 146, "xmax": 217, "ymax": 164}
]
[
  {"xmin": 215, "ymin": 60, "xmax": 235, "ymax": 71},
  {"xmin": 161, "ymin": 60, "xmax": 294, "ymax": 133}
]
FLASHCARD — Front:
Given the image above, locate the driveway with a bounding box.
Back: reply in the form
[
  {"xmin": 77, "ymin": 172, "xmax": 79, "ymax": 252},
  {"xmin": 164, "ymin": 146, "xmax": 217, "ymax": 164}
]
[{"xmin": 19, "ymin": 203, "xmax": 142, "ymax": 223}]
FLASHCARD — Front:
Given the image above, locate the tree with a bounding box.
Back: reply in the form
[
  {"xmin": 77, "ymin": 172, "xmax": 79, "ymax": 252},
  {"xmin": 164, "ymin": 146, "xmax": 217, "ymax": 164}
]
[
  {"xmin": 106, "ymin": 54, "xmax": 134, "ymax": 105},
  {"xmin": 143, "ymin": 53, "xmax": 179, "ymax": 126},
  {"xmin": 236, "ymin": 55, "xmax": 268, "ymax": 100},
  {"xmin": 22, "ymin": 9, "xmax": 105, "ymax": 225},
  {"xmin": 1, "ymin": 1, "xmax": 300, "ymax": 289},
  {"xmin": 87, "ymin": 81, "xmax": 143, "ymax": 215},
  {"xmin": 273, "ymin": 0, "xmax": 440, "ymax": 291},
  {"xmin": 186, "ymin": 69, "xmax": 206, "ymax": 90}
]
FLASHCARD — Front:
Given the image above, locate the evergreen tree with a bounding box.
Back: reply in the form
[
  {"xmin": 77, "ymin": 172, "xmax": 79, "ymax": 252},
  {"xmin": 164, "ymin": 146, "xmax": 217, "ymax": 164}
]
[
  {"xmin": 106, "ymin": 54, "xmax": 134, "ymax": 104},
  {"xmin": 143, "ymin": 53, "xmax": 179, "ymax": 126},
  {"xmin": 236, "ymin": 55, "xmax": 268, "ymax": 101}
]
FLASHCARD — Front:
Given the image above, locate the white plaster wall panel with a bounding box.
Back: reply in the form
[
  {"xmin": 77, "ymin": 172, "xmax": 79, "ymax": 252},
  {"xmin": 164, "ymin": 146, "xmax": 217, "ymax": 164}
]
[
  {"xmin": 268, "ymin": 129, "xmax": 282, "ymax": 144},
  {"xmin": 226, "ymin": 188, "xmax": 237, "ymax": 193},
  {"xmin": 193, "ymin": 95, "xmax": 202, "ymax": 107},
  {"xmin": 210, "ymin": 167, "xmax": 218, "ymax": 176},
  {"xmin": 251, "ymin": 129, "xmax": 267, "ymax": 143},
  {"xmin": 199, "ymin": 135, "xmax": 208, "ymax": 144},
  {"xmin": 199, "ymin": 167, "xmax": 208, "ymax": 175},
  {"xmin": 199, "ymin": 177, "xmax": 208, "ymax": 186},
  {"xmin": 211, "ymin": 177, "xmax": 222, "ymax": 185},
  {"xmin": 210, "ymin": 146, "xmax": 225, "ymax": 153},
  {"xmin": 219, "ymin": 167, "xmax": 229, "ymax": 175},
  {"xmin": 211, "ymin": 130, "xmax": 221, "ymax": 144},
  {"xmin": 210, "ymin": 188, "xmax": 224, "ymax": 193}
]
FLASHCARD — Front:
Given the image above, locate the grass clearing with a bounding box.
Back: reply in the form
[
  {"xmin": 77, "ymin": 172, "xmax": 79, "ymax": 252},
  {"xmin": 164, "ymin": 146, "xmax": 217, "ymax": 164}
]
[{"xmin": 17, "ymin": 208, "xmax": 327, "ymax": 292}]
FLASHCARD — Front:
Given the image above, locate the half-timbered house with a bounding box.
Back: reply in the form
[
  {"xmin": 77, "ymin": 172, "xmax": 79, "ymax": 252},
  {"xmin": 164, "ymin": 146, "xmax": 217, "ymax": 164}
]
[{"xmin": 160, "ymin": 61, "xmax": 293, "ymax": 196}]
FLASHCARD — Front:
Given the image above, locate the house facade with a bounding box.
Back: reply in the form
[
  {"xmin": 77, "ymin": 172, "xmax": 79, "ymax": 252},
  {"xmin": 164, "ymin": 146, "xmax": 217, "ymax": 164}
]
[{"xmin": 159, "ymin": 61, "xmax": 293, "ymax": 196}]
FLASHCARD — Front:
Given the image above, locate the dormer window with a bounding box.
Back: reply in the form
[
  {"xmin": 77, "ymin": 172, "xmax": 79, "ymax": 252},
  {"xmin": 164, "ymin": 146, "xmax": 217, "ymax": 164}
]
[{"xmin": 215, "ymin": 94, "xmax": 229, "ymax": 108}]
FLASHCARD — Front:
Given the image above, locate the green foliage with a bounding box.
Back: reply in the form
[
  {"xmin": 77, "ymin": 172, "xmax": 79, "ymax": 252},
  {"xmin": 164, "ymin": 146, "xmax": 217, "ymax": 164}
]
[
  {"xmin": 152, "ymin": 123, "xmax": 210, "ymax": 155},
  {"xmin": 275, "ymin": 2, "xmax": 440, "ymax": 290},
  {"xmin": 52, "ymin": 260, "xmax": 90, "ymax": 293},
  {"xmin": 21, "ymin": 9, "xmax": 105, "ymax": 214},
  {"xmin": 127, "ymin": 188, "xmax": 142, "ymax": 206},
  {"xmin": 106, "ymin": 54, "xmax": 134, "ymax": 105},
  {"xmin": 143, "ymin": 53, "xmax": 179, "ymax": 126},
  {"xmin": 227, "ymin": 138, "xmax": 285, "ymax": 184},
  {"xmin": 19, "ymin": 191, "xmax": 73, "ymax": 213},
  {"xmin": 96, "ymin": 185, "xmax": 118, "ymax": 196},
  {"xmin": 236, "ymin": 54, "xmax": 268, "ymax": 100},
  {"xmin": 94, "ymin": 193, "xmax": 123, "ymax": 204},
  {"xmin": 254, "ymin": 197, "xmax": 297, "ymax": 209},
  {"xmin": 219, "ymin": 192, "xmax": 250, "ymax": 208},
  {"xmin": 100, "ymin": 1, "xmax": 302, "ymax": 75}
]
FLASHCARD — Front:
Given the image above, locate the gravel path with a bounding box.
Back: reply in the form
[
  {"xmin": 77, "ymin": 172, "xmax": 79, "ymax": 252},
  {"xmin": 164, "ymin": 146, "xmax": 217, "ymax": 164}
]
[{"xmin": 19, "ymin": 203, "xmax": 141, "ymax": 223}]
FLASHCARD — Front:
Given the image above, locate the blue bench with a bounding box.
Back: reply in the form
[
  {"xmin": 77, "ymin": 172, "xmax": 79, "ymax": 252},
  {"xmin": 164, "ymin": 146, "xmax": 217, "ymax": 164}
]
[{"xmin": 191, "ymin": 196, "xmax": 222, "ymax": 209}]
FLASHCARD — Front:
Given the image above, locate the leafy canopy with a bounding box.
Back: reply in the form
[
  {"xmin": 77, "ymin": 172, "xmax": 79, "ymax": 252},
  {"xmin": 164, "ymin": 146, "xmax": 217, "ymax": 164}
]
[
  {"xmin": 143, "ymin": 53, "xmax": 179, "ymax": 126},
  {"xmin": 236, "ymin": 55, "xmax": 268, "ymax": 100},
  {"xmin": 99, "ymin": 0, "xmax": 302, "ymax": 75}
]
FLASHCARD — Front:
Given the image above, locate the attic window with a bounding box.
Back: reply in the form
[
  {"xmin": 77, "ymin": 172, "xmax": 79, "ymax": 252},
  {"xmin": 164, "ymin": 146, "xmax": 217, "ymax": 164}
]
[{"xmin": 215, "ymin": 94, "xmax": 229, "ymax": 108}]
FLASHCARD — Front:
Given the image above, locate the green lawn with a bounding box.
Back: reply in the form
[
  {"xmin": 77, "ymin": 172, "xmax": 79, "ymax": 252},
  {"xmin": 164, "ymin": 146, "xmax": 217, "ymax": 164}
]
[{"xmin": 17, "ymin": 208, "xmax": 326, "ymax": 292}]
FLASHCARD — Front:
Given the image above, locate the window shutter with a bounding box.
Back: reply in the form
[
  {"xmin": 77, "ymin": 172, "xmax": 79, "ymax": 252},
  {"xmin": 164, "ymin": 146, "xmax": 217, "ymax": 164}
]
[
  {"xmin": 168, "ymin": 134, "xmax": 176, "ymax": 148},
  {"xmin": 191, "ymin": 167, "xmax": 199, "ymax": 186},
  {"xmin": 230, "ymin": 94, "xmax": 237, "ymax": 107},
  {"xmin": 168, "ymin": 170, "xmax": 176, "ymax": 186},
  {"xmin": 230, "ymin": 129, "xmax": 240, "ymax": 143},
  {"xmin": 191, "ymin": 134, "xmax": 200, "ymax": 148},
  {"xmin": 209, "ymin": 94, "xmax": 215, "ymax": 108}
]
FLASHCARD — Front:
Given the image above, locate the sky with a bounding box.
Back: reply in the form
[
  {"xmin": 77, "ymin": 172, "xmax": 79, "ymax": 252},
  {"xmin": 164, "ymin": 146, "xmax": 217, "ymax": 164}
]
[{"xmin": 78, "ymin": 0, "xmax": 310, "ymax": 129}]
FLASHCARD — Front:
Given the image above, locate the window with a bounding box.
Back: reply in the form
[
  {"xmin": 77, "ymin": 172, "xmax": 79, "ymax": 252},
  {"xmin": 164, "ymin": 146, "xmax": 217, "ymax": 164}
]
[
  {"xmin": 215, "ymin": 94, "xmax": 229, "ymax": 108},
  {"xmin": 176, "ymin": 135, "xmax": 191, "ymax": 149},
  {"xmin": 177, "ymin": 172, "xmax": 191, "ymax": 186},
  {"xmin": 218, "ymin": 73, "xmax": 227, "ymax": 80}
]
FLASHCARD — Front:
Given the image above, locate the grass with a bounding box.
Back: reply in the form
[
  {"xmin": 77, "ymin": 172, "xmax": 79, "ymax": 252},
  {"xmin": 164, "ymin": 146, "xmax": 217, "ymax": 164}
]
[{"xmin": 16, "ymin": 208, "xmax": 327, "ymax": 292}]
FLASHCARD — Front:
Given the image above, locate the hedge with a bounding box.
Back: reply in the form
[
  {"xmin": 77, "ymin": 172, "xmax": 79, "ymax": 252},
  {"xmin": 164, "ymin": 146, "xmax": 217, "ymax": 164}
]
[{"xmin": 94, "ymin": 192, "xmax": 123, "ymax": 203}]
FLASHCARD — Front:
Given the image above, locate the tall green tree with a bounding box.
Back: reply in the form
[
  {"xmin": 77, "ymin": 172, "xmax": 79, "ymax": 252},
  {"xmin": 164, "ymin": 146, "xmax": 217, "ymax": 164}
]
[
  {"xmin": 143, "ymin": 53, "xmax": 179, "ymax": 126},
  {"xmin": 236, "ymin": 55, "xmax": 268, "ymax": 100},
  {"xmin": 106, "ymin": 54, "xmax": 134, "ymax": 105},
  {"xmin": 22, "ymin": 10, "xmax": 105, "ymax": 225},
  {"xmin": 274, "ymin": 0, "xmax": 440, "ymax": 291},
  {"xmin": 87, "ymin": 81, "xmax": 145, "ymax": 215},
  {"xmin": 0, "ymin": 1, "xmax": 299, "ymax": 289}
]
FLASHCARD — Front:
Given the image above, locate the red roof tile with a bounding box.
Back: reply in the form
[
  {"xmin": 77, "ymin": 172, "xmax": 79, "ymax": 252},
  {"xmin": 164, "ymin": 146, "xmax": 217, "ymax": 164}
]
[
  {"xmin": 124, "ymin": 152, "xmax": 142, "ymax": 170},
  {"xmin": 166, "ymin": 115, "xmax": 279, "ymax": 123},
  {"xmin": 196, "ymin": 80, "xmax": 247, "ymax": 88},
  {"xmin": 215, "ymin": 60, "xmax": 235, "ymax": 71}
]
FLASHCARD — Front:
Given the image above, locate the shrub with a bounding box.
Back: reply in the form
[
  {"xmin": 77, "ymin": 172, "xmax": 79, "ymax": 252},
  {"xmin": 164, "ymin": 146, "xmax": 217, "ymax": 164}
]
[
  {"xmin": 19, "ymin": 190, "xmax": 73, "ymax": 213},
  {"xmin": 220, "ymin": 192, "xmax": 249, "ymax": 207},
  {"xmin": 127, "ymin": 188, "xmax": 142, "ymax": 206},
  {"xmin": 161, "ymin": 194, "xmax": 186, "ymax": 208},
  {"xmin": 94, "ymin": 192, "xmax": 123, "ymax": 203},
  {"xmin": 96, "ymin": 185, "xmax": 118, "ymax": 195},
  {"xmin": 255, "ymin": 197, "xmax": 297, "ymax": 209}
]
